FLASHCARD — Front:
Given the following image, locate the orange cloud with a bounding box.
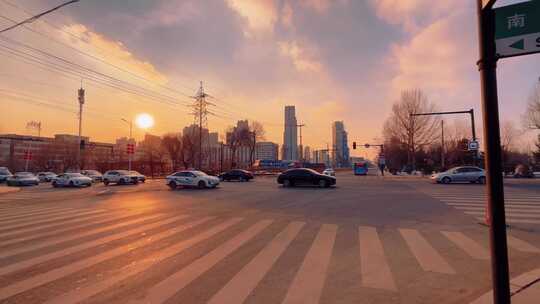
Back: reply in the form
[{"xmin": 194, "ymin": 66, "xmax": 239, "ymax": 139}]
[
  {"xmin": 225, "ymin": 0, "xmax": 277, "ymax": 37},
  {"xmin": 278, "ymin": 40, "xmax": 323, "ymax": 73}
]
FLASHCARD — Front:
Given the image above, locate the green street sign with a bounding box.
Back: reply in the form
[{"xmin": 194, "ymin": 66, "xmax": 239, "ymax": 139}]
[{"xmin": 495, "ymin": 0, "xmax": 540, "ymax": 58}]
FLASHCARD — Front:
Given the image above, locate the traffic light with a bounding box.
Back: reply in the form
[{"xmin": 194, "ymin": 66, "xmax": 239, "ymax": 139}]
[
  {"xmin": 80, "ymin": 139, "xmax": 86, "ymax": 150},
  {"xmin": 352, "ymin": 142, "xmax": 356, "ymax": 149},
  {"xmin": 126, "ymin": 143, "xmax": 135, "ymax": 154}
]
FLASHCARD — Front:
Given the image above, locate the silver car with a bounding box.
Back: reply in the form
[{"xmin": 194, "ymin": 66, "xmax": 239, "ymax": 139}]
[
  {"xmin": 6, "ymin": 172, "xmax": 39, "ymax": 186},
  {"xmin": 37, "ymin": 172, "xmax": 57, "ymax": 182},
  {"xmin": 52, "ymin": 173, "xmax": 93, "ymax": 188},
  {"xmin": 431, "ymin": 166, "xmax": 486, "ymax": 184},
  {"xmin": 0, "ymin": 167, "xmax": 12, "ymax": 183}
]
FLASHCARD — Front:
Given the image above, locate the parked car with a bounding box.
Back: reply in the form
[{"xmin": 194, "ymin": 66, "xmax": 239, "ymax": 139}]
[
  {"xmin": 37, "ymin": 172, "xmax": 57, "ymax": 182},
  {"xmin": 52, "ymin": 173, "xmax": 93, "ymax": 188},
  {"xmin": 166, "ymin": 170, "xmax": 220, "ymax": 189},
  {"xmin": 81, "ymin": 170, "xmax": 103, "ymax": 182},
  {"xmin": 430, "ymin": 166, "xmax": 486, "ymax": 184},
  {"xmin": 129, "ymin": 171, "xmax": 146, "ymax": 183},
  {"xmin": 277, "ymin": 168, "xmax": 336, "ymax": 188},
  {"xmin": 218, "ymin": 169, "xmax": 254, "ymax": 182},
  {"xmin": 6, "ymin": 172, "xmax": 39, "ymax": 186},
  {"xmin": 0, "ymin": 167, "xmax": 12, "ymax": 183},
  {"xmin": 513, "ymin": 165, "xmax": 534, "ymax": 178},
  {"xmin": 322, "ymin": 168, "xmax": 336, "ymax": 176},
  {"xmin": 102, "ymin": 170, "xmax": 139, "ymax": 185}
]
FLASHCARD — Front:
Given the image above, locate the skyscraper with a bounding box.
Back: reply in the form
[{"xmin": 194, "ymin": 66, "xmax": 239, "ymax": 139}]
[
  {"xmin": 282, "ymin": 106, "xmax": 298, "ymax": 160},
  {"xmin": 332, "ymin": 121, "xmax": 350, "ymax": 168}
]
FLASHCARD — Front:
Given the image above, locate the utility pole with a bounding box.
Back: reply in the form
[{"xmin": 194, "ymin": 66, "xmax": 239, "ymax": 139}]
[
  {"xmin": 441, "ymin": 120, "xmax": 445, "ymax": 170},
  {"xmin": 189, "ymin": 81, "xmax": 214, "ymax": 171},
  {"xmin": 297, "ymin": 123, "xmax": 305, "ymax": 162},
  {"xmin": 77, "ymin": 83, "xmax": 85, "ymax": 172}
]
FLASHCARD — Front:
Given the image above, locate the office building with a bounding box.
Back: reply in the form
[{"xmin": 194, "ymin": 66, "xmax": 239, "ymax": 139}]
[
  {"xmin": 332, "ymin": 121, "xmax": 350, "ymax": 168},
  {"xmin": 256, "ymin": 142, "xmax": 279, "ymax": 161},
  {"xmin": 282, "ymin": 106, "xmax": 298, "ymax": 160}
]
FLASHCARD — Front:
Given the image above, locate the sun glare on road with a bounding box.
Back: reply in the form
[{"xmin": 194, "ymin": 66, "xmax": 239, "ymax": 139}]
[{"xmin": 135, "ymin": 113, "xmax": 154, "ymax": 129}]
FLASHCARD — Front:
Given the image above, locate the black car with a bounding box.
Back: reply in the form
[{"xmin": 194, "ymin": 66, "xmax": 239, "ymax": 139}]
[
  {"xmin": 277, "ymin": 168, "xmax": 336, "ymax": 188},
  {"xmin": 218, "ymin": 169, "xmax": 254, "ymax": 182}
]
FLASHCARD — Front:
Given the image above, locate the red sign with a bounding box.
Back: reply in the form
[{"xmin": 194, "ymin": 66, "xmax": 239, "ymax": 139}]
[
  {"xmin": 126, "ymin": 144, "xmax": 135, "ymax": 154},
  {"xmin": 23, "ymin": 151, "xmax": 32, "ymax": 160}
]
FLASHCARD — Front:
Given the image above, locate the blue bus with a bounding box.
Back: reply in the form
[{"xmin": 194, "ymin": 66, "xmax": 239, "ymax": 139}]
[{"xmin": 353, "ymin": 161, "xmax": 368, "ymax": 175}]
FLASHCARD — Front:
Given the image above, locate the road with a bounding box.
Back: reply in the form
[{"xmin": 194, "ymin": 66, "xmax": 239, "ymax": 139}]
[{"xmin": 0, "ymin": 174, "xmax": 539, "ymax": 304}]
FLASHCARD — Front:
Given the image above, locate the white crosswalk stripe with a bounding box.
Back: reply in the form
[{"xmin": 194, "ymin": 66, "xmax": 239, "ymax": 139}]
[
  {"xmin": 420, "ymin": 187, "xmax": 540, "ymax": 225},
  {"xmin": 0, "ymin": 209, "xmax": 538, "ymax": 303}
]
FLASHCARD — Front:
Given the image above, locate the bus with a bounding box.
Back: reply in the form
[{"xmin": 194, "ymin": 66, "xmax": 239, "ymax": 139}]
[{"xmin": 353, "ymin": 161, "xmax": 368, "ymax": 175}]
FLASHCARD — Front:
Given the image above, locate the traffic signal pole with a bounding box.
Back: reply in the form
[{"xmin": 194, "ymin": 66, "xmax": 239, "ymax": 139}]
[{"xmin": 476, "ymin": 1, "xmax": 510, "ymax": 303}]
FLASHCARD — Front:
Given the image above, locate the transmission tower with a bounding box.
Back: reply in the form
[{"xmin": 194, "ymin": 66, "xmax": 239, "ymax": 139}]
[{"xmin": 189, "ymin": 81, "xmax": 215, "ymax": 170}]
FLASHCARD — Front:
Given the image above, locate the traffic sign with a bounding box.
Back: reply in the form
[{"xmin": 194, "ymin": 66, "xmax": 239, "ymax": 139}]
[
  {"xmin": 468, "ymin": 140, "xmax": 480, "ymax": 151},
  {"xmin": 495, "ymin": 1, "xmax": 540, "ymax": 58}
]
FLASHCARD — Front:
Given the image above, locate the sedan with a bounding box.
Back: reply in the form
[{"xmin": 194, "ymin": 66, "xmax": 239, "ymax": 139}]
[
  {"xmin": 6, "ymin": 172, "xmax": 39, "ymax": 186},
  {"xmin": 277, "ymin": 168, "xmax": 336, "ymax": 188},
  {"xmin": 102, "ymin": 170, "xmax": 139, "ymax": 185},
  {"xmin": 81, "ymin": 170, "xmax": 103, "ymax": 182},
  {"xmin": 129, "ymin": 171, "xmax": 146, "ymax": 183},
  {"xmin": 52, "ymin": 173, "xmax": 93, "ymax": 188},
  {"xmin": 166, "ymin": 170, "xmax": 220, "ymax": 189},
  {"xmin": 37, "ymin": 172, "xmax": 57, "ymax": 182},
  {"xmin": 218, "ymin": 169, "xmax": 254, "ymax": 182},
  {"xmin": 431, "ymin": 166, "xmax": 486, "ymax": 184}
]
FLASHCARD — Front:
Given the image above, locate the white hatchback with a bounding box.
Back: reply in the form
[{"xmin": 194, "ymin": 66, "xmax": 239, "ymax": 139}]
[{"xmin": 166, "ymin": 170, "xmax": 220, "ymax": 189}]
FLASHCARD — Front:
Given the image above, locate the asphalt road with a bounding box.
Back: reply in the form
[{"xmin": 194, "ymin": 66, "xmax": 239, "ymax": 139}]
[{"xmin": 0, "ymin": 174, "xmax": 539, "ymax": 304}]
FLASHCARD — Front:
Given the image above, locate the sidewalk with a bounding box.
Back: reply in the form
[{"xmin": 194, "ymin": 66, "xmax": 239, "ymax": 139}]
[
  {"xmin": 470, "ymin": 268, "xmax": 540, "ymax": 303},
  {"xmin": 0, "ymin": 186, "xmax": 19, "ymax": 194}
]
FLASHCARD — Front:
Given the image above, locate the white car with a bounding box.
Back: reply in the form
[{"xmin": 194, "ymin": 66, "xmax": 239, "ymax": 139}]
[
  {"xmin": 37, "ymin": 172, "xmax": 57, "ymax": 182},
  {"xmin": 323, "ymin": 168, "xmax": 336, "ymax": 176},
  {"xmin": 166, "ymin": 170, "xmax": 220, "ymax": 189},
  {"xmin": 102, "ymin": 170, "xmax": 139, "ymax": 185},
  {"xmin": 52, "ymin": 173, "xmax": 93, "ymax": 188}
]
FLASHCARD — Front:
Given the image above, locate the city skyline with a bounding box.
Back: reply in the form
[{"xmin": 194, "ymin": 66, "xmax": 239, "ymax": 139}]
[{"xmin": 1, "ymin": 0, "xmax": 539, "ymax": 154}]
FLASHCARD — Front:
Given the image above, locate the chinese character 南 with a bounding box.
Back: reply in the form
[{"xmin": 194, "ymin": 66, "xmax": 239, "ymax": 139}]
[{"xmin": 507, "ymin": 14, "xmax": 526, "ymax": 30}]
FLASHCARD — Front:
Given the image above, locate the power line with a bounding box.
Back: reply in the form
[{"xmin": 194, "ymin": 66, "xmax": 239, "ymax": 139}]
[{"xmin": 0, "ymin": 0, "xmax": 79, "ymax": 33}]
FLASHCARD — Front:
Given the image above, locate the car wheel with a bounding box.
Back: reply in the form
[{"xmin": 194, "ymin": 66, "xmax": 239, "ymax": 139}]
[
  {"xmin": 478, "ymin": 176, "xmax": 486, "ymax": 184},
  {"xmin": 52, "ymin": 181, "xmax": 59, "ymax": 188},
  {"xmin": 69, "ymin": 181, "xmax": 75, "ymax": 187},
  {"xmin": 198, "ymin": 181, "xmax": 206, "ymax": 189},
  {"xmin": 240, "ymin": 177, "xmax": 246, "ymax": 182},
  {"xmin": 441, "ymin": 177, "xmax": 451, "ymax": 184},
  {"xmin": 168, "ymin": 181, "xmax": 177, "ymax": 190},
  {"xmin": 103, "ymin": 180, "xmax": 109, "ymax": 186},
  {"xmin": 283, "ymin": 179, "xmax": 291, "ymax": 187},
  {"xmin": 319, "ymin": 179, "xmax": 328, "ymax": 188}
]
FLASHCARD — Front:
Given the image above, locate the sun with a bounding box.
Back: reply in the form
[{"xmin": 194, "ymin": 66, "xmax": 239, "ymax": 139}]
[{"xmin": 135, "ymin": 113, "xmax": 154, "ymax": 129}]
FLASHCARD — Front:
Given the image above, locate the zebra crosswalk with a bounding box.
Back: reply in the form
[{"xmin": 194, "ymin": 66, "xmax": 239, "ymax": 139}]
[
  {"xmin": 421, "ymin": 188, "xmax": 540, "ymax": 225},
  {"xmin": 0, "ymin": 203, "xmax": 538, "ymax": 303}
]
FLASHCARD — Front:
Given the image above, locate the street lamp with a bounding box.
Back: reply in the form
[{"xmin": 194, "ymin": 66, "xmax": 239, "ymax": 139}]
[{"xmin": 121, "ymin": 118, "xmax": 133, "ymax": 171}]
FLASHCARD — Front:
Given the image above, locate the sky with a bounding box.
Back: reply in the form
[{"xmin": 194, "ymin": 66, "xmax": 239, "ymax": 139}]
[{"xmin": 0, "ymin": 0, "xmax": 539, "ymax": 158}]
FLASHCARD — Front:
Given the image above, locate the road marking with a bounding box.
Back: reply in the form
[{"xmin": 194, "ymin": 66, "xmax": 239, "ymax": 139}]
[
  {"xmin": 454, "ymin": 206, "xmax": 540, "ymax": 213},
  {"xmin": 128, "ymin": 219, "xmax": 272, "ymax": 304},
  {"xmin": 0, "ymin": 209, "xmax": 106, "ymax": 232},
  {"xmin": 282, "ymin": 224, "xmax": 337, "ymax": 304},
  {"xmin": 0, "ymin": 206, "xmax": 71, "ymax": 217},
  {"xmin": 0, "ymin": 212, "xmax": 113, "ymax": 239},
  {"xmin": 358, "ymin": 226, "xmax": 397, "ymax": 291},
  {"xmin": 0, "ymin": 214, "xmax": 167, "ymax": 260},
  {"xmin": 464, "ymin": 211, "xmax": 540, "ymax": 219},
  {"xmin": 0, "ymin": 214, "xmax": 202, "ymax": 301},
  {"xmin": 47, "ymin": 217, "xmax": 240, "ymax": 304},
  {"xmin": 507, "ymin": 236, "xmax": 540, "ymax": 253},
  {"xmin": 0, "ymin": 208, "xmax": 87, "ymax": 226},
  {"xmin": 399, "ymin": 229, "xmax": 455, "ymax": 274},
  {"xmin": 474, "ymin": 217, "xmax": 540, "ymax": 225},
  {"xmin": 447, "ymin": 203, "xmax": 540, "ymax": 208},
  {"xmin": 441, "ymin": 232, "xmax": 489, "ymax": 260},
  {"xmin": 208, "ymin": 222, "xmax": 304, "ymax": 304}
]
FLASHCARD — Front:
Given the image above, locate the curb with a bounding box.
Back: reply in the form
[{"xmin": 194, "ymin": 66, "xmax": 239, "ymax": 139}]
[{"xmin": 470, "ymin": 268, "xmax": 540, "ymax": 303}]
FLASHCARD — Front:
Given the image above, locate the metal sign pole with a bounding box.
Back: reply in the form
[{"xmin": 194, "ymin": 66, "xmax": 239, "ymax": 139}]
[{"xmin": 476, "ymin": 1, "xmax": 510, "ymax": 303}]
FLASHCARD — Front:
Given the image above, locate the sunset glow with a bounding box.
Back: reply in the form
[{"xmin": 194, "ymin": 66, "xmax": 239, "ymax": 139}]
[{"xmin": 135, "ymin": 113, "xmax": 154, "ymax": 129}]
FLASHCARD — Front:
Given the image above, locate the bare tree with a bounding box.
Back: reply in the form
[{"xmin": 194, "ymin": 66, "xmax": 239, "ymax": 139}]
[
  {"xmin": 248, "ymin": 121, "xmax": 265, "ymax": 166},
  {"xmin": 383, "ymin": 89, "xmax": 440, "ymax": 170},
  {"xmin": 524, "ymin": 83, "xmax": 540, "ymax": 129},
  {"xmin": 161, "ymin": 133, "xmax": 182, "ymax": 171}
]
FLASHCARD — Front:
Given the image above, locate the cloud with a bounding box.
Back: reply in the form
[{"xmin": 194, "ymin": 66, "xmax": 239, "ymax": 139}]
[
  {"xmin": 60, "ymin": 24, "xmax": 168, "ymax": 85},
  {"xmin": 300, "ymin": 0, "xmax": 331, "ymax": 13},
  {"xmin": 281, "ymin": 2, "xmax": 294, "ymax": 29},
  {"xmin": 278, "ymin": 40, "xmax": 323, "ymax": 73},
  {"xmin": 225, "ymin": 0, "xmax": 277, "ymax": 37}
]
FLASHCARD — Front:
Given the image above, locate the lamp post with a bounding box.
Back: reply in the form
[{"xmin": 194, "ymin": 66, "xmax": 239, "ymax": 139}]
[{"xmin": 121, "ymin": 118, "xmax": 133, "ymax": 171}]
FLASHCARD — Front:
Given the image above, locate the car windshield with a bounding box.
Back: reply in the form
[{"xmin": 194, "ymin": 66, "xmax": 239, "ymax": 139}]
[
  {"xmin": 67, "ymin": 173, "xmax": 84, "ymax": 177},
  {"xmin": 117, "ymin": 170, "xmax": 130, "ymax": 175},
  {"xmin": 130, "ymin": 171, "xmax": 141, "ymax": 175},
  {"xmin": 0, "ymin": 168, "xmax": 11, "ymax": 175},
  {"xmin": 16, "ymin": 172, "xmax": 34, "ymax": 177},
  {"xmin": 192, "ymin": 171, "xmax": 208, "ymax": 176}
]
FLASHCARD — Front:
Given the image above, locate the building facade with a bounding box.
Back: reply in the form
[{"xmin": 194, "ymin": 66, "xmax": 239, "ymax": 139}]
[
  {"xmin": 256, "ymin": 142, "xmax": 279, "ymax": 161},
  {"xmin": 282, "ymin": 106, "xmax": 298, "ymax": 161},
  {"xmin": 332, "ymin": 121, "xmax": 350, "ymax": 168}
]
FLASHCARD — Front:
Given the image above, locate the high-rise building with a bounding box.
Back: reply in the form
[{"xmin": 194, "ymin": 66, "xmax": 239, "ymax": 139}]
[
  {"xmin": 282, "ymin": 106, "xmax": 298, "ymax": 160},
  {"xmin": 255, "ymin": 142, "xmax": 279, "ymax": 161},
  {"xmin": 304, "ymin": 146, "xmax": 312, "ymax": 162},
  {"xmin": 332, "ymin": 121, "xmax": 350, "ymax": 168}
]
